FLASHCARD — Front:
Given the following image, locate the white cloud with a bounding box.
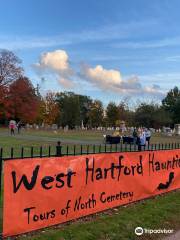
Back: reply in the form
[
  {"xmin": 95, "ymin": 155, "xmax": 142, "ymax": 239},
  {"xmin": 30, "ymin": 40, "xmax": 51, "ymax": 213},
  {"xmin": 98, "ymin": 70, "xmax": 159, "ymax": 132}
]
[
  {"xmin": 33, "ymin": 50, "xmax": 166, "ymax": 98},
  {"xmin": 33, "ymin": 50, "xmax": 74, "ymax": 89},
  {"xmin": 81, "ymin": 65, "xmax": 122, "ymax": 88},
  {"xmin": 34, "ymin": 50, "xmax": 70, "ymax": 72},
  {"xmin": 80, "ymin": 64, "xmax": 164, "ymax": 97}
]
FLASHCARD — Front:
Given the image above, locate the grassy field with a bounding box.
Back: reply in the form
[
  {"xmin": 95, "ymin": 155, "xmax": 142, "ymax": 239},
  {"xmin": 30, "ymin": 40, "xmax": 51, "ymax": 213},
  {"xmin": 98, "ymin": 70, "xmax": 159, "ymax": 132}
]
[
  {"xmin": 1, "ymin": 128, "xmax": 180, "ymax": 158},
  {"xmin": 1, "ymin": 127, "xmax": 180, "ymax": 144},
  {"xmin": 0, "ymin": 128, "xmax": 180, "ymax": 239}
]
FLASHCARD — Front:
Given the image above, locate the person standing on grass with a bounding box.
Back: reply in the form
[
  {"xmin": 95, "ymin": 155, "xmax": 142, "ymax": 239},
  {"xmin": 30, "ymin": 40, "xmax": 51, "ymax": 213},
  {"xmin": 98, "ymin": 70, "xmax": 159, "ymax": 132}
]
[
  {"xmin": 9, "ymin": 120, "xmax": 16, "ymax": 136},
  {"xmin": 133, "ymin": 128, "xmax": 138, "ymax": 144},
  {"xmin": 17, "ymin": 121, "xmax": 22, "ymax": 134},
  {"xmin": 138, "ymin": 128, "xmax": 146, "ymax": 151}
]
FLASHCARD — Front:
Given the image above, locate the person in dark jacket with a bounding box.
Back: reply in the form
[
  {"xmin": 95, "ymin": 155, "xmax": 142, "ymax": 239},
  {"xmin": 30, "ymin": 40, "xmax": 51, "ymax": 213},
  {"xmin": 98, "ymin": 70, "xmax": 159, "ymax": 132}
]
[
  {"xmin": 133, "ymin": 128, "xmax": 138, "ymax": 144},
  {"xmin": 17, "ymin": 121, "xmax": 22, "ymax": 134}
]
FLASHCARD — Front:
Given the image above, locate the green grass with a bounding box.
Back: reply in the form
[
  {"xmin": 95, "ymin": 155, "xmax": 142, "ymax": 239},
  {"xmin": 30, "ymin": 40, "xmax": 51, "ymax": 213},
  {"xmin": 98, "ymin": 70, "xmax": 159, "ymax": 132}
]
[
  {"xmin": 1, "ymin": 128, "xmax": 180, "ymax": 145},
  {"xmin": 17, "ymin": 190, "xmax": 180, "ymax": 240},
  {"xmin": 26, "ymin": 129, "xmax": 105, "ymax": 140},
  {"xmin": 1, "ymin": 128, "xmax": 180, "ymax": 159}
]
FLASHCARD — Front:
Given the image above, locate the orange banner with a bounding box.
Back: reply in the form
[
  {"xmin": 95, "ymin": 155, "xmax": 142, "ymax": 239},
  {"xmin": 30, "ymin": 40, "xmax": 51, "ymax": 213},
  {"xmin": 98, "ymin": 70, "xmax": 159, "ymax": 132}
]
[{"xmin": 3, "ymin": 150, "xmax": 180, "ymax": 237}]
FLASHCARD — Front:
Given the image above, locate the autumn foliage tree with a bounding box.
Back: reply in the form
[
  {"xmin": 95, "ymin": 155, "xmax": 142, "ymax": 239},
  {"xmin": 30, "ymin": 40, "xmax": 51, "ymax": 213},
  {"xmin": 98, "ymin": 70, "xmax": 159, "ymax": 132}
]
[
  {"xmin": 0, "ymin": 86, "xmax": 8, "ymax": 121},
  {"xmin": 88, "ymin": 100, "xmax": 104, "ymax": 128},
  {"xmin": 40, "ymin": 92, "xmax": 60, "ymax": 125},
  {"xmin": 7, "ymin": 77, "xmax": 39, "ymax": 123}
]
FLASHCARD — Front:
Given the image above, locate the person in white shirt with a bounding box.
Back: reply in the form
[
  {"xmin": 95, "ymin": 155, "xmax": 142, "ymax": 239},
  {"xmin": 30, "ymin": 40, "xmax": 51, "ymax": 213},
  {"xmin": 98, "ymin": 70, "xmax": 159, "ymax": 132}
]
[{"xmin": 138, "ymin": 128, "xmax": 146, "ymax": 151}]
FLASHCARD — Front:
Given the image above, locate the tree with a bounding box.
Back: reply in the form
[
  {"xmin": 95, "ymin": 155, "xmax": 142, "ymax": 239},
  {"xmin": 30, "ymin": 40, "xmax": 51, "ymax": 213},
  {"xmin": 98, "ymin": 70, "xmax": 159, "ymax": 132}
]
[
  {"xmin": 135, "ymin": 103, "xmax": 157, "ymax": 128},
  {"xmin": 88, "ymin": 100, "xmax": 104, "ymax": 128},
  {"xmin": 0, "ymin": 85, "xmax": 8, "ymax": 124},
  {"xmin": 153, "ymin": 107, "xmax": 172, "ymax": 127},
  {"xmin": 0, "ymin": 50, "xmax": 23, "ymax": 87},
  {"xmin": 7, "ymin": 77, "xmax": 39, "ymax": 123},
  {"xmin": 56, "ymin": 92, "xmax": 80, "ymax": 128},
  {"xmin": 78, "ymin": 94, "xmax": 92, "ymax": 127},
  {"xmin": 106, "ymin": 102, "xmax": 119, "ymax": 127},
  {"xmin": 172, "ymin": 98, "xmax": 180, "ymax": 123},
  {"xmin": 118, "ymin": 102, "xmax": 129, "ymax": 121},
  {"xmin": 135, "ymin": 103, "xmax": 171, "ymax": 128},
  {"xmin": 162, "ymin": 86, "xmax": 180, "ymax": 111},
  {"xmin": 41, "ymin": 92, "xmax": 60, "ymax": 125},
  {"xmin": 162, "ymin": 86, "xmax": 180, "ymax": 124},
  {"xmin": 0, "ymin": 50, "xmax": 23, "ymax": 124}
]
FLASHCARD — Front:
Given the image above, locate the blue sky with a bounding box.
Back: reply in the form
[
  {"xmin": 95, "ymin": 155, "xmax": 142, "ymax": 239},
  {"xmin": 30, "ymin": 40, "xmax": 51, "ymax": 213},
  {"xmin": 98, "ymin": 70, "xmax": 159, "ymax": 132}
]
[{"xmin": 1, "ymin": 0, "xmax": 180, "ymax": 104}]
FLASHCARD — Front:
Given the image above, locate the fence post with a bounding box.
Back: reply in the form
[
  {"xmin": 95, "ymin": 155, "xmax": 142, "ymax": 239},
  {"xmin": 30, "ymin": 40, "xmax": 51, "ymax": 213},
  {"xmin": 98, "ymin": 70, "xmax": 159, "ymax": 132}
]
[
  {"xmin": 21, "ymin": 147, "xmax": 24, "ymax": 158},
  {"xmin": 110, "ymin": 144, "xmax": 112, "ymax": 153},
  {"xmin": 120, "ymin": 140, "xmax": 122, "ymax": 152},
  {"xmin": 99, "ymin": 144, "xmax": 101, "ymax": 153},
  {"xmin": 11, "ymin": 147, "xmax": 14, "ymax": 159},
  {"xmin": 31, "ymin": 147, "xmax": 34, "ymax": 158},
  {"xmin": 56, "ymin": 141, "xmax": 62, "ymax": 157},
  {"xmin": 73, "ymin": 145, "xmax": 76, "ymax": 156},
  {"xmin": 40, "ymin": 146, "xmax": 43, "ymax": 157},
  {"xmin": 48, "ymin": 146, "xmax": 51, "ymax": 157},
  {"xmin": 93, "ymin": 145, "xmax": 95, "ymax": 154},
  {"xmin": 125, "ymin": 142, "xmax": 127, "ymax": 152},
  {"xmin": 67, "ymin": 145, "xmax": 69, "ymax": 156}
]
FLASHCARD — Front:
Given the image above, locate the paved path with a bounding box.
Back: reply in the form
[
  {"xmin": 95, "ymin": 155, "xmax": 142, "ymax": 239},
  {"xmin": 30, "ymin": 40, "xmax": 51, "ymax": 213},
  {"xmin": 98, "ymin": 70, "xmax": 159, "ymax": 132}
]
[{"xmin": 163, "ymin": 230, "xmax": 180, "ymax": 240}]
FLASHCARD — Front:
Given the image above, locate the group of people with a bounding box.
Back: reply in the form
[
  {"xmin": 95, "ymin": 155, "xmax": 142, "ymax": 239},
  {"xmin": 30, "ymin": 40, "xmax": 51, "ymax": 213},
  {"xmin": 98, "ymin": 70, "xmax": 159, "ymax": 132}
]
[
  {"xmin": 133, "ymin": 127, "xmax": 151, "ymax": 151},
  {"xmin": 9, "ymin": 120, "xmax": 22, "ymax": 135}
]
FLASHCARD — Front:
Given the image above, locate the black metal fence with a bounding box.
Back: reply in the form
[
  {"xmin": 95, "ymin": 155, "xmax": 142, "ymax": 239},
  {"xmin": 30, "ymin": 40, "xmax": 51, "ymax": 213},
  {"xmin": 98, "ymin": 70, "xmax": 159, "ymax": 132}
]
[
  {"xmin": 0, "ymin": 141, "xmax": 180, "ymax": 198},
  {"xmin": 1, "ymin": 141, "xmax": 180, "ymax": 160}
]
